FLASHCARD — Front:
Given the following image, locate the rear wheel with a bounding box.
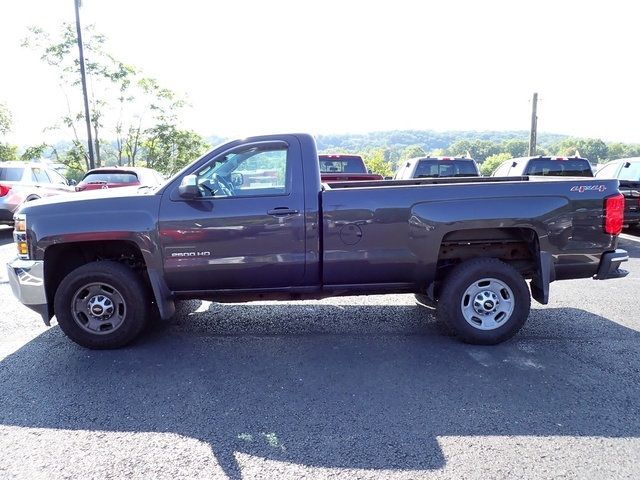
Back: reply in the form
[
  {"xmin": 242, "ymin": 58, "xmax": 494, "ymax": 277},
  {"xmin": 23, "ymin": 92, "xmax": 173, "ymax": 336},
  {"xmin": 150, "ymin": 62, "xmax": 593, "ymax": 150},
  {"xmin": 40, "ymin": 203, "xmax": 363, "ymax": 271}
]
[
  {"xmin": 54, "ymin": 261, "xmax": 150, "ymax": 349},
  {"xmin": 437, "ymin": 258, "xmax": 530, "ymax": 345}
]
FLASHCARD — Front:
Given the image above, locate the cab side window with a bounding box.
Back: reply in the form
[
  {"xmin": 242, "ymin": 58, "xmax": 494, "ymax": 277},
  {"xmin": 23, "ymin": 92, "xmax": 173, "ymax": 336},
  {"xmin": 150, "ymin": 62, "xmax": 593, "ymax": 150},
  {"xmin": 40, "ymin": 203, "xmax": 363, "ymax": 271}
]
[{"xmin": 195, "ymin": 143, "xmax": 290, "ymax": 198}]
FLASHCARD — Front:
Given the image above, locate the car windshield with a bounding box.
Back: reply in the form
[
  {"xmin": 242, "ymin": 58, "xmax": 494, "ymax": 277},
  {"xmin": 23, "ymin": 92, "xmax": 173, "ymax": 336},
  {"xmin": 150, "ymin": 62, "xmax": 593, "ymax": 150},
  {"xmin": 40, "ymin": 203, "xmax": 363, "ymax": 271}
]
[
  {"xmin": 415, "ymin": 159, "xmax": 479, "ymax": 178},
  {"xmin": 319, "ymin": 156, "xmax": 366, "ymax": 173},
  {"xmin": 525, "ymin": 159, "xmax": 593, "ymax": 177},
  {"xmin": 82, "ymin": 172, "xmax": 139, "ymax": 184},
  {"xmin": 0, "ymin": 166, "xmax": 24, "ymax": 181}
]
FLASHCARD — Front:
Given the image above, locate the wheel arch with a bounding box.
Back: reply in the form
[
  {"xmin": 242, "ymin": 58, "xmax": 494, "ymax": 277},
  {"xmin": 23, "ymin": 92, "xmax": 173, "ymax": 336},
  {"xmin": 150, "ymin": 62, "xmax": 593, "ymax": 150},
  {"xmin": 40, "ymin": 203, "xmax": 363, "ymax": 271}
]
[
  {"xmin": 43, "ymin": 240, "xmax": 174, "ymax": 322},
  {"xmin": 426, "ymin": 226, "xmax": 552, "ymax": 304}
]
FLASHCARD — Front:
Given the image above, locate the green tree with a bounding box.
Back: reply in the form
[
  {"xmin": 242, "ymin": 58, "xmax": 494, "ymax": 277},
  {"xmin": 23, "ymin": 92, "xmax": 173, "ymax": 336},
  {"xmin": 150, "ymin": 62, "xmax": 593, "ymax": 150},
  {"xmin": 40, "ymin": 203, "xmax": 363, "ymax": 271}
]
[
  {"xmin": 448, "ymin": 139, "xmax": 501, "ymax": 162},
  {"xmin": 500, "ymin": 139, "xmax": 528, "ymax": 158},
  {"xmin": 480, "ymin": 152, "xmax": 511, "ymax": 176},
  {"xmin": 23, "ymin": 24, "xmax": 190, "ymax": 172},
  {"xmin": 142, "ymin": 124, "xmax": 210, "ymax": 175},
  {"xmin": 21, "ymin": 143, "xmax": 49, "ymax": 162},
  {"xmin": 0, "ymin": 103, "xmax": 11, "ymax": 136},
  {"xmin": 362, "ymin": 148, "xmax": 394, "ymax": 177},
  {"xmin": 606, "ymin": 142, "xmax": 640, "ymax": 160},
  {"xmin": 400, "ymin": 145, "xmax": 426, "ymax": 160},
  {"xmin": 0, "ymin": 144, "xmax": 18, "ymax": 161},
  {"xmin": 550, "ymin": 138, "xmax": 608, "ymax": 163},
  {"xmin": 0, "ymin": 102, "xmax": 18, "ymax": 161}
]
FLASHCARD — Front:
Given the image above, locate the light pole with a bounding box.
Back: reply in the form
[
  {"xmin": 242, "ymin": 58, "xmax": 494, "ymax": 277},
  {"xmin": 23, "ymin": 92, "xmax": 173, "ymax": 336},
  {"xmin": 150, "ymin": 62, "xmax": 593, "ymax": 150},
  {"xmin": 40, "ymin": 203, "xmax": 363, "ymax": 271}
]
[
  {"xmin": 528, "ymin": 92, "xmax": 538, "ymax": 156},
  {"xmin": 74, "ymin": 0, "xmax": 95, "ymax": 169}
]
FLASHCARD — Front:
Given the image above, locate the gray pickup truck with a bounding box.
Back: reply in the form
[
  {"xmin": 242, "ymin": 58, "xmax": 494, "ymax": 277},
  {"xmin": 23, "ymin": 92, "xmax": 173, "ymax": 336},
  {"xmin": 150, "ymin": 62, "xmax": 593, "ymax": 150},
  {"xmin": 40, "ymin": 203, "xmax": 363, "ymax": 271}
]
[{"xmin": 7, "ymin": 133, "xmax": 629, "ymax": 349}]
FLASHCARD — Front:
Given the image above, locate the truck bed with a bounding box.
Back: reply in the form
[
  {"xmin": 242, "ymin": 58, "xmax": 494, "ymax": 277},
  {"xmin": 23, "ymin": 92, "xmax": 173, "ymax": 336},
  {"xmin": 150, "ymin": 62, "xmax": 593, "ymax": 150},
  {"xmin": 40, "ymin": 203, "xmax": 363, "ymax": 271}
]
[{"xmin": 321, "ymin": 176, "xmax": 619, "ymax": 286}]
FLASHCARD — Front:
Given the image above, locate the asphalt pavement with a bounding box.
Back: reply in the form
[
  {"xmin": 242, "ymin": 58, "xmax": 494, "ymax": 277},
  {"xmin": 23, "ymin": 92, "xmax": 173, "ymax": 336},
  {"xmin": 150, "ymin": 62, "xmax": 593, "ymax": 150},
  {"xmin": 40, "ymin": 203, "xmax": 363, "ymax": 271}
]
[{"xmin": 1, "ymin": 224, "xmax": 639, "ymax": 479}]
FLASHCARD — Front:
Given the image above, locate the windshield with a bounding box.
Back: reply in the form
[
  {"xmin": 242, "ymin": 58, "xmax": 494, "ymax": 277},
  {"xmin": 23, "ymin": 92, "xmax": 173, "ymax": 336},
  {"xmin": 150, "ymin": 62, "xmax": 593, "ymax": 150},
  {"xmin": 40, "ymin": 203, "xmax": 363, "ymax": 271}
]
[
  {"xmin": 525, "ymin": 159, "xmax": 593, "ymax": 177},
  {"xmin": 415, "ymin": 159, "xmax": 479, "ymax": 178},
  {"xmin": 319, "ymin": 156, "xmax": 366, "ymax": 174},
  {"xmin": 0, "ymin": 167, "xmax": 24, "ymax": 182},
  {"xmin": 82, "ymin": 172, "xmax": 139, "ymax": 184}
]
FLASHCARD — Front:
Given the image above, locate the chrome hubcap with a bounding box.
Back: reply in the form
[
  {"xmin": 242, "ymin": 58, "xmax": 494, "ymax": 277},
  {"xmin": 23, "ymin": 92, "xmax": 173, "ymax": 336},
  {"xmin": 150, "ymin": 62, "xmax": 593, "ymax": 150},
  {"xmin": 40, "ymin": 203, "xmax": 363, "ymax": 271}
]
[
  {"xmin": 461, "ymin": 278, "xmax": 514, "ymax": 331},
  {"xmin": 88, "ymin": 295, "xmax": 115, "ymax": 319},
  {"xmin": 72, "ymin": 283, "xmax": 126, "ymax": 335}
]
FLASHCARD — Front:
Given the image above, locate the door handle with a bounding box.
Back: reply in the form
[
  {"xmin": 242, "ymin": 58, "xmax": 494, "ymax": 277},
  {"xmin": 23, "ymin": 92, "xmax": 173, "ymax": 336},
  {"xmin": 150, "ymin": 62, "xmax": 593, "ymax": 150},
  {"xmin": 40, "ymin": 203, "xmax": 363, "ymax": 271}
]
[{"xmin": 267, "ymin": 207, "xmax": 299, "ymax": 216}]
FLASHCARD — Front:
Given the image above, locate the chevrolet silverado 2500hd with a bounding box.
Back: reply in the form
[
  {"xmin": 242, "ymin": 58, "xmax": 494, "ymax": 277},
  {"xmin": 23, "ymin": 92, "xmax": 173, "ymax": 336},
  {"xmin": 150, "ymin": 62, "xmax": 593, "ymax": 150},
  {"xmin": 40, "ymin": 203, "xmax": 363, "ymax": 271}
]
[{"xmin": 7, "ymin": 133, "xmax": 629, "ymax": 348}]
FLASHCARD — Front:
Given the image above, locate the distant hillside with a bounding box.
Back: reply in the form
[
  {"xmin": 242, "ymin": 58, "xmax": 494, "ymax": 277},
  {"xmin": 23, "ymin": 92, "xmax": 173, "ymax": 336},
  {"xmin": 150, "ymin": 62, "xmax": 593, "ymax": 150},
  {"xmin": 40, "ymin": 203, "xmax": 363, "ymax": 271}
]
[{"xmin": 314, "ymin": 130, "xmax": 568, "ymax": 153}]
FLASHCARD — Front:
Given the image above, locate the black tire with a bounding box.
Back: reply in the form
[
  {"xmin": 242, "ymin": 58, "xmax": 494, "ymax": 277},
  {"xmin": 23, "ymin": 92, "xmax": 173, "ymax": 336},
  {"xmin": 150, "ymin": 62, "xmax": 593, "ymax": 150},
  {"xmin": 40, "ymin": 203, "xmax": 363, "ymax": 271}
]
[
  {"xmin": 54, "ymin": 261, "xmax": 150, "ymax": 349},
  {"xmin": 437, "ymin": 258, "xmax": 531, "ymax": 345}
]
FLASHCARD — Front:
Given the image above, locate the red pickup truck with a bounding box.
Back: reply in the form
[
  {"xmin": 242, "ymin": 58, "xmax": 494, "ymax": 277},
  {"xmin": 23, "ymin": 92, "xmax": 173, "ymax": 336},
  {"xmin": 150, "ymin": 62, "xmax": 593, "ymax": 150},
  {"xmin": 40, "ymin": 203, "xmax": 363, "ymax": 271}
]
[{"xmin": 319, "ymin": 154, "xmax": 383, "ymax": 182}]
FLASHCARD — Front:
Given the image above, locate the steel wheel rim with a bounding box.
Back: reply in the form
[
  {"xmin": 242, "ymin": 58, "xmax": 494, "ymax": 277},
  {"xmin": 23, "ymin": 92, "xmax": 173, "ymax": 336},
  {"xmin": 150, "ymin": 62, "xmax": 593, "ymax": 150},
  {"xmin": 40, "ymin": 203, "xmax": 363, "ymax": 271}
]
[
  {"xmin": 460, "ymin": 277, "xmax": 515, "ymax": 331},
  {"xmin": 71, "ymin": 282, "xmax": 127, "ymax": 335}
]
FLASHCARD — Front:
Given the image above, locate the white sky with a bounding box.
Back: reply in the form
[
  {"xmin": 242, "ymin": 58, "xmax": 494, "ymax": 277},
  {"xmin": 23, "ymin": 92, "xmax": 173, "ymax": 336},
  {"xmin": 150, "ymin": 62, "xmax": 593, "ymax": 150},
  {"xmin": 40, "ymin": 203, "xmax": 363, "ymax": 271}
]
[{"xmin": 1, "ymin": 0, "xmax": 640, "ymax": 145}]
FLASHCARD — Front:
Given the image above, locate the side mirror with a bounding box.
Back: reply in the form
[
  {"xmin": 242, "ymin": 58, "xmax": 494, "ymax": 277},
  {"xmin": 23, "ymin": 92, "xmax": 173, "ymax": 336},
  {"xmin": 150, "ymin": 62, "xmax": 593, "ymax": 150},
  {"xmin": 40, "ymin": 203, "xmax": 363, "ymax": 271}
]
[
  {"xmin": 178, "ymin": 174, "xmax": 199, "ymax": 198},
  {"xmin": 69, "ymin": 179, "xmax": 77, "ymax": 186}
]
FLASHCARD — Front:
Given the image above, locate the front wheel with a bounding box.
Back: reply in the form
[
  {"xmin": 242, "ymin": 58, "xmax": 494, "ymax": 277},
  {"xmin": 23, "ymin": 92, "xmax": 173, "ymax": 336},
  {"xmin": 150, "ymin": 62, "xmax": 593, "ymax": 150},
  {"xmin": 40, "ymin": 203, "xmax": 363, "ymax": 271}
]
[
  {"xmin": 54, "ymin": 261, "xmax": 150, "ymax": 349},
  {"xmin": 437, "ymin": 258, "xmax": 531, "ymax": 345}
]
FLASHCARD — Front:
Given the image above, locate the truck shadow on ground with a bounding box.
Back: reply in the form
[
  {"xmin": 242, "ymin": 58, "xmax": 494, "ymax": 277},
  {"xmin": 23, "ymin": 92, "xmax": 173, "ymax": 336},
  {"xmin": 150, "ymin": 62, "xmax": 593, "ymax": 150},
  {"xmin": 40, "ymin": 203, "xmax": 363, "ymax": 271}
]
[{"xmin": 1, "ymin": 304, "xmax": 639, "ymax": 478}]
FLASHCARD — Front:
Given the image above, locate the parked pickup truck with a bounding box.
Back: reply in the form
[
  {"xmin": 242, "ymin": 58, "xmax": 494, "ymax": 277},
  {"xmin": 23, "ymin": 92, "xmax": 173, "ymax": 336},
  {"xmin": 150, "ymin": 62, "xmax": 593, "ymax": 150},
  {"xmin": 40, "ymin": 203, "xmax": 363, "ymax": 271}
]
[
  {"xmin": 595, "ymin": 157, "xmax": 640, "ymax": 227},
  {"xmin": 7, "ymin": 133, "xmax": 629, "ymax": 349},
  {"xmin": 319, "ymin": 154, "xmax": 383, "ymax": 182},
  {"xmin": 394, "ymin": 156, "xmax": 480, "ymax": 179}
]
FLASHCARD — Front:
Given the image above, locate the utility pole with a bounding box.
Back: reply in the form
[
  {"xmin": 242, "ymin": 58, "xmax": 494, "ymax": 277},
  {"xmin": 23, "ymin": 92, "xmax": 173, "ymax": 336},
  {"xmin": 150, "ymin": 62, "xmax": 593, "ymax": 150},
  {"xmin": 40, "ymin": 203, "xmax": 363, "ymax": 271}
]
[
  {"xmin": 74, "ymin": 0, "xmax": 95, "ymax": 169},
  {"xmin": 528, "ymin": 92, "xmax": 538, "ymax": 156}
]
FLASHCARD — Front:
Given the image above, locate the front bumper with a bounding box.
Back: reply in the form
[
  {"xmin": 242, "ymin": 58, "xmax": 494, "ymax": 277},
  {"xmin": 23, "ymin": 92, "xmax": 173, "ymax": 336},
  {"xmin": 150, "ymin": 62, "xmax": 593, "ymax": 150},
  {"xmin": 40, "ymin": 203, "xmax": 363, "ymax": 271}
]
[
  {"xmin": 594, "ymin": 249, "xmax": 629, "ymax": 280},
  {"xmin": 6, "ymin": 258, "xmax": 51, "ymax": 324}
]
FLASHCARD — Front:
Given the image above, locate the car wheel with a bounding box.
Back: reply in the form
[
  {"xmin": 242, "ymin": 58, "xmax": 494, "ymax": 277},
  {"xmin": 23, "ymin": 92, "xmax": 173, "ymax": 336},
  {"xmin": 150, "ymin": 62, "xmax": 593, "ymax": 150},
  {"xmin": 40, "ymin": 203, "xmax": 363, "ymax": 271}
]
[
  {"xmin": 437, "ymin": 258, "xmax": 531, "ymax": 345},
  {"xmin": 54, "ymin": 261, "xmax": 150, "ymax": 349}
]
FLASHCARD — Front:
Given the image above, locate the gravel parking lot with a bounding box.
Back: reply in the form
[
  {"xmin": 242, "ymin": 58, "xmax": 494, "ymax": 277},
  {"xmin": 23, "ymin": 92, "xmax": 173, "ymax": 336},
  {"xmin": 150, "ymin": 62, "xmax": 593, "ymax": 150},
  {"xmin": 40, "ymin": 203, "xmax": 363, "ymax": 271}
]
[{"xmin": 1, "ymin": 225, "xmax": 639, "ymax": 479}]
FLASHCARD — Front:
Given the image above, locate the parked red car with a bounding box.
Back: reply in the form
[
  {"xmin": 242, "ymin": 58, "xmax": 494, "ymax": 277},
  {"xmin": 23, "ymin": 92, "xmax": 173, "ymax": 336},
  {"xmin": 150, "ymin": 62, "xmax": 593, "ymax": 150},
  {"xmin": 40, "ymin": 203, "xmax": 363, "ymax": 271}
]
[
  {"xmin": 75, "ymin": 167, "xmax": 164, "ymax": 192},
  {"xmin": 319, "ymin": 154, "xmax": 383, "ymax": 182}
]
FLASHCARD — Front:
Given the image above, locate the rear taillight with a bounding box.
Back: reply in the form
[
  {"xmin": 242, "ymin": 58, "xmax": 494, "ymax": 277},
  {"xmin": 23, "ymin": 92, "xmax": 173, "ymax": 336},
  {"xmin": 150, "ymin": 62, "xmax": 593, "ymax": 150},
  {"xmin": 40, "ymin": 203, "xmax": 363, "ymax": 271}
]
[
  {"xmin": 0, "ymin": 184, "xmax": 10, "ymax": 197},
  {"xmin": 604, "ymin": 193, "xmax": 625, "ymax": 235}
]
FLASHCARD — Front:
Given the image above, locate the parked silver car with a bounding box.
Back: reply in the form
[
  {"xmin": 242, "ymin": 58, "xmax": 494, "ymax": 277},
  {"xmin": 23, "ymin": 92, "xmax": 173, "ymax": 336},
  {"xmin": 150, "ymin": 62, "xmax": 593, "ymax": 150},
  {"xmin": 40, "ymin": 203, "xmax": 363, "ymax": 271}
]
[{"xmin": 0, "ymin": 162, "xmax": 74, "ymax": 225}]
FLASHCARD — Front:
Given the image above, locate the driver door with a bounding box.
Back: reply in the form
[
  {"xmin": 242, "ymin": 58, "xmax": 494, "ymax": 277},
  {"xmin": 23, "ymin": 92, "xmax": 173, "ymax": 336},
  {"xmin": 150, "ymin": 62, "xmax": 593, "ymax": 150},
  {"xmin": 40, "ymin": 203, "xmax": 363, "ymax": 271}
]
[{"xmin": 158, "ymin": 138, "xmax": 306, "ymax": 291}]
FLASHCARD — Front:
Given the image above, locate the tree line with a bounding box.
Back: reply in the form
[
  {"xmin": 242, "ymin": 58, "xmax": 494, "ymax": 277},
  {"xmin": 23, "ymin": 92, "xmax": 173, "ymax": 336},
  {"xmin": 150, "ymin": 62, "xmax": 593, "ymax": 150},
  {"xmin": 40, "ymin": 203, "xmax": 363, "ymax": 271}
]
[{"xmin": 318, "ymin": 133, "xmax": 640, "ymax": 177}]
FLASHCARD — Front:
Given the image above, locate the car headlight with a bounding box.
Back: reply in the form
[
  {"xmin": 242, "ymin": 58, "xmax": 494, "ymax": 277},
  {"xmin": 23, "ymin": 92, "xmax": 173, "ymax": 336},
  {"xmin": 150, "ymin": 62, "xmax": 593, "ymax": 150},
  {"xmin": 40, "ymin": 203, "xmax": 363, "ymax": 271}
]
[{"xmin": 14, "ymin": 214, "xmax": 29, "ymax": 259}]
